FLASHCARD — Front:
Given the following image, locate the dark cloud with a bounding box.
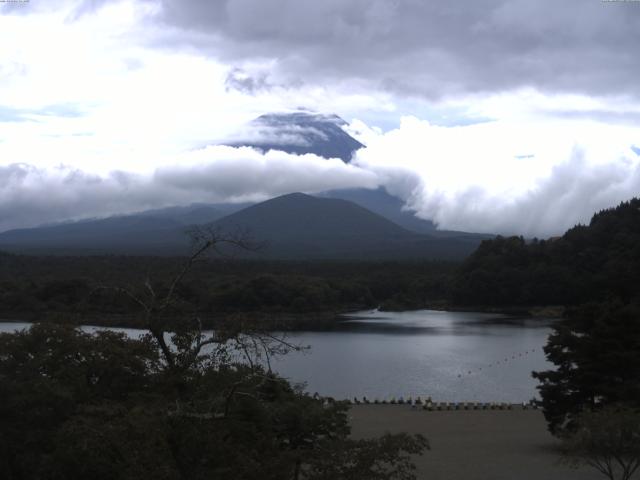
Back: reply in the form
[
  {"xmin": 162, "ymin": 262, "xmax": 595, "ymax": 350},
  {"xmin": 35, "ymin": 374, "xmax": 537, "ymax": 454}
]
[
  {"xmin": 224, "ymin": 68, "xmax": 272, "ymax": 94},
  {"xmin": 154, "ymin": 0, "xmax": 640, "ymax": 101}
]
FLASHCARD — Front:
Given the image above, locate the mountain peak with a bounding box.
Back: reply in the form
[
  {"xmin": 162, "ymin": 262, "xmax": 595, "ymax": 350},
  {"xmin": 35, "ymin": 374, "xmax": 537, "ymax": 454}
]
[
  {"xmin": 255, "ymin": 111, "xmax": 346, "ymax": 127},
  {"xmin": 263, "ymin": 192, "xmax": 316, "ymax": 203},
  {"xmin": 225, "ymin": 111, "xmax": 364, "ymax": 163},
  {"xmin": 275, "ymin": 191, "xmax": 310, "ymax": 199}
]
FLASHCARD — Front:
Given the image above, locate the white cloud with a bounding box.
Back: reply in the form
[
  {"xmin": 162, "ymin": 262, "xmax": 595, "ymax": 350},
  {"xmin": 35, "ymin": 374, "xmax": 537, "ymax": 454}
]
[
  {"xmin": 2, "ymin": 115, "xmax": 639, "ymax": 238},
  {"xmin": 353, "ymin": 117, "xmax": 640, "ymax": 236}
]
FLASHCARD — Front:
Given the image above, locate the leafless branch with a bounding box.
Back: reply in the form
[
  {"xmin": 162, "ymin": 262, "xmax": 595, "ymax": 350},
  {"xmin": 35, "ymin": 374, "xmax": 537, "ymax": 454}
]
[{"xmin": 89, "ymin": 227, "xmax": 273, "ymax": 374}]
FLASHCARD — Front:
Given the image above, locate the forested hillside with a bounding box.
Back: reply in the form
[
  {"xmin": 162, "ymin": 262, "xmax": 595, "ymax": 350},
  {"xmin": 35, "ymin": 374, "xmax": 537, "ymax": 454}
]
[{"xmin": 452, "ymin": 198, "xmax": 640, "ymax": 307}]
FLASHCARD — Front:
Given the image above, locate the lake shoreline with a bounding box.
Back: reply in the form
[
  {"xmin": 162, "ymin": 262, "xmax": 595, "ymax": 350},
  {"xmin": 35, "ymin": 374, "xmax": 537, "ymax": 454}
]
[
  {"xmin": 0, "ymin": 302, "xmax": 562, "ymax": 332},
  {"xmin": 0, "ymin": 310, "xmax": 349, "ymax": 331}
]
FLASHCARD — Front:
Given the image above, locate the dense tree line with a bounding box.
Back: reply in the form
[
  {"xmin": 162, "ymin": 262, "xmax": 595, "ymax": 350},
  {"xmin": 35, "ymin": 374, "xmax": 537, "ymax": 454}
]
[
  {"xmin": 0, "ymin": 254, "xmax": 455, "ymax": 324},
  {"xmin": 453, "ymin": 199, "xmax": 640, "ymax": 307}
]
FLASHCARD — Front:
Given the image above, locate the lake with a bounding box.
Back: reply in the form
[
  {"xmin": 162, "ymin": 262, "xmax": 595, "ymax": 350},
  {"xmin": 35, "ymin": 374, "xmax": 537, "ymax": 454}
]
[{"xmin": 0, "ymin": 309, "xmax": 554, "ymax": 403}]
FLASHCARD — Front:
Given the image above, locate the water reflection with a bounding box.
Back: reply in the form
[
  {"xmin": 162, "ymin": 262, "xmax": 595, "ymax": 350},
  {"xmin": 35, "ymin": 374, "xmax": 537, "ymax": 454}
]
[
  {"xmin": 335, "ymin": 309, "xmax": 555, "ymax": 336},
  {"xmin": 271, "ymin": 309, "xmax": 553, "ymax": 403}
]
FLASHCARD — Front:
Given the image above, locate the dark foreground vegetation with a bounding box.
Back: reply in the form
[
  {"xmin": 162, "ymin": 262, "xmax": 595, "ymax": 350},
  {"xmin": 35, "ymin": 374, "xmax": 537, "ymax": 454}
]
[{"xmin": 0, "ymin": 322, "xmax": 428, "ymax": 480}]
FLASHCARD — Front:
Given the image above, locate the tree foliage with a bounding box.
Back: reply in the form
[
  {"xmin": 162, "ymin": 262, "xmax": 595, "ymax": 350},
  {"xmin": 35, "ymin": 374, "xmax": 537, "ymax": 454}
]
[
  {"xmin": 533, "ymin": 301, "xmax": 640, "ymax": 434},
  {"xmin": 560, "ymin": 406, "xmax": 640, "ymax": 480},
  {"xmin": 0, "ymin": 322, "xmax": 428, "ymax": 479},
  {"xmin": 453, "ymin": 198, "xmax": 640, "ymax": 307}
]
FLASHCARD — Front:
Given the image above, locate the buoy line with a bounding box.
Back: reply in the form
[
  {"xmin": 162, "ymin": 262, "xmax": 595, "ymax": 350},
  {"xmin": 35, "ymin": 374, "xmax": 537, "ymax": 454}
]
[
  {"xmin": 317, "ymin": 394, "xmax": 540, "ymax": 411},
  {"xmin": 456, "ymin": 347, "xmax": 539, "ymax": 379}
]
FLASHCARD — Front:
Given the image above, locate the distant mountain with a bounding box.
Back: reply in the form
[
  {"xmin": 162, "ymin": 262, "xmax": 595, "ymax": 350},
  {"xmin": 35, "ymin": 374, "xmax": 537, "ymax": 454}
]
[
  {"xmin": 317, "ymin": 187, "xmax": 440, "ymax": 234},
  {"xmin": 226, "ymin": 112, "xmax": 364, "ymax": 163},
  {"xmin": 0, "ymin": 203, "xmax": 251, "ymax": 254},
  {"xmin": 318, "ymin": 187, "xmax": 493, "ymax": 240},
  {"xmin": 215, "ymin": 192, "xmax": 409, "ymax": 240},
  {"xmin": 137, "ymin": 205, "xmax": 225, "ymax": 225},
  {"xmin": 318, "ymin": 187, "xmax": 434, "ymax": 231},
  {"xmin": 0, "ymin": 193, "xmax": 484, "ymax": 260},
  {"xmin": 137, "ymin": 203, "xmax": 251, "ymax": 225},
  {"xmin": 0, "ymin": 216, "xmax": 186, "ymax": 255},
  {"xmin": 210, "ymin": 193, "xmax": 482, "ymax": 260},
  {"xmin": 0, "ymin": 188, "xmax": 489, "ymax": 255}
]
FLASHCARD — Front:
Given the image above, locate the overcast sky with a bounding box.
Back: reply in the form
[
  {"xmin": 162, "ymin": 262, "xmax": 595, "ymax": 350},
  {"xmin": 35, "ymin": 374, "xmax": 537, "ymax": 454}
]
[{"xmin": 1, "ymin": 0, "xmax": 639, "ymax": 235}]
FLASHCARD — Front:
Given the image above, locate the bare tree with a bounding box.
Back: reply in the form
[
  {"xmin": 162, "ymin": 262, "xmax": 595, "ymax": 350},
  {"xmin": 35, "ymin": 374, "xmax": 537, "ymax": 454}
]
[{"xmin": 95, "ymin": 225, "xmax": 299, "ymax": 373}]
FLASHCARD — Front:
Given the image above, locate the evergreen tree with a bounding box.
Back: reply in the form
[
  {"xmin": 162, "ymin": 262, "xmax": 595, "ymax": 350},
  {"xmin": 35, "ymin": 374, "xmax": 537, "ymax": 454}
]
[{"xmin": 533, "ymin": 301, "xmax": 640, "ymax": 434}]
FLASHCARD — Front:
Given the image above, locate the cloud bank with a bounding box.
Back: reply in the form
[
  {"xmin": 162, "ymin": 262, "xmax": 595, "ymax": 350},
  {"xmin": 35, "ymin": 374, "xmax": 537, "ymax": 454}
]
[
  {"xmin": 0, "ymin": 147, "xmax": 379, "ymax": 232},
  {"xmin": 2, "ymin": 118, "xmax": 639, "ymax": 238},
  {"xmin": 353, "ymin": 117, "xmax": 640, "ymax": 237}
]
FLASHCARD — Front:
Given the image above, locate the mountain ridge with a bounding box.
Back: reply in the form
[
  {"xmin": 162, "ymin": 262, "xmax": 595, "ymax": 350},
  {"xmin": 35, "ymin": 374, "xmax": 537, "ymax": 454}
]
[{"xmin": 0, "ymin": 192, "xmax": 483, "ymax": 260}]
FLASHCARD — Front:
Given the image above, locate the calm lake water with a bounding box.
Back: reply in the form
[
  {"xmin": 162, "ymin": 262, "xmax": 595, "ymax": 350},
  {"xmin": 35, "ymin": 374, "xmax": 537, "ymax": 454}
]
[{"xmin": 0, "ymin": 309, "xmax": 554, "ymax": 403}]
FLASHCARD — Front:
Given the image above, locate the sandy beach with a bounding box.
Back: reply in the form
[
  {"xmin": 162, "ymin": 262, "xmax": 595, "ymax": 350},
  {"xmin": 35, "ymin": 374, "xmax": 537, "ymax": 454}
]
[{"xmin": 349, "ymin": 405, "xmax": 602, "ymax": 480}]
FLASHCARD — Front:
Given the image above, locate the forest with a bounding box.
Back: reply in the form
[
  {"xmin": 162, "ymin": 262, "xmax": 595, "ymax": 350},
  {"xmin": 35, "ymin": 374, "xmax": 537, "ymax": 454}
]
[
  {"xmin": 0, "ymin": 254, "xmax": 454, "ymax": 327},
  {"xmin": 452, "ymin": 198, "xmax": 640, "ymax": 307}
]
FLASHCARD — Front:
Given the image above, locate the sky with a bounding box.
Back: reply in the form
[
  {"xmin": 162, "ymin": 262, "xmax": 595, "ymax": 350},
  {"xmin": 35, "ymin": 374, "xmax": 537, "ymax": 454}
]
[{"xmin": 1, "ymin": 0, "xmax": 639, "ymax": 236}]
